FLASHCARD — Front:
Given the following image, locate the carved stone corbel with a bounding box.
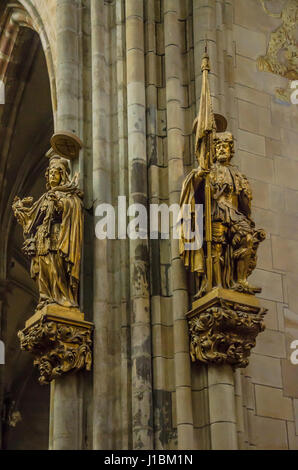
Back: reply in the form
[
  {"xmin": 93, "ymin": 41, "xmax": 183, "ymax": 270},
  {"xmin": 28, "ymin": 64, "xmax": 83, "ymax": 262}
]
[
  {"xmin": 18, "ymin": 306, "xmax": 93, "ymax": 384},
  {"xmin": 187, "ymin": 288, "xmax": 267, "ymax": 368}
]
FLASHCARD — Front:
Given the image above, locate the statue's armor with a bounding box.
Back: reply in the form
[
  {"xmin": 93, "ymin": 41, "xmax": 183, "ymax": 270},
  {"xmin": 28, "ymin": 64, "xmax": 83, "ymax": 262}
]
[{"xmin": 209, "ymin": 162, "xmax": 252, "ymax": 229}]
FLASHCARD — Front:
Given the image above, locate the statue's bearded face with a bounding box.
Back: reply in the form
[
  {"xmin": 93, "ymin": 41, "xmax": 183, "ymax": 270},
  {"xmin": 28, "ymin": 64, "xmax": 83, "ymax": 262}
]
[
  {"xmin": 215, "ymin": 140, "xmax": 232, "ymax": 163},
  {"xmin": 49, "ymin": 167, "xmax": 61, "ymax": 188}
]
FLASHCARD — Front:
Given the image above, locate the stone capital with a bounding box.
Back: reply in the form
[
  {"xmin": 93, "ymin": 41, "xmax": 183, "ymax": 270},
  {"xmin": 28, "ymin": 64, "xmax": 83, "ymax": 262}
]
[
  {"xmin": 186, "ymin": 288, "xmax": 267, "ymax": 368},
  {"xmin": 18, "ymin": 305, "xmax": 94, "ymax": 384}
]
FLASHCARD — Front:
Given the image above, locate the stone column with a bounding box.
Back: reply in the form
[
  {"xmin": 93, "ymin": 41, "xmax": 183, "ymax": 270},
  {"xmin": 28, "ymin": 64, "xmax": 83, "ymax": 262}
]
[
  {"xmin": 90, "ymin": 0, "xmax": 112, "ymax": 450},
  {"xmin": 192, "ymin": 0, "xmax": 238, "ymax": 450},
  {"xmin": 115, "ymin": 0, "xmax": 132, "ymax": 449},
  {"xmin": 56, "ymin": 0, "xmax": 80, "ymax": 134},
  {"xmin": 193, "ymin": 0, "xmax": 220, "ymax": 114},
  {"xmin": 49, "ymin": 375, "xmax": 84, "ymax": 450},
  {"xmin": 125, "ymin": 0, "xmax": 154, "ymax": 449},
  {"xmin": 164, "ymin": 0, "xmax": 194, "ymax": 450},
  {"xmin": 50, "ymin": 0, "xmax": 83, "ymax": 451},
  {"xmin": 208, "ymin": 365, "xmax": 238, "ymax": 450}
]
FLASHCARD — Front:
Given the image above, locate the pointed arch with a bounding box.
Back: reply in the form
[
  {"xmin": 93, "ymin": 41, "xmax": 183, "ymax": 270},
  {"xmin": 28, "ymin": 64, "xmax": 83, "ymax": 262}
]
[{"xmin": 0, "ymin": 1, "xmax": 57, "ymax": 122}]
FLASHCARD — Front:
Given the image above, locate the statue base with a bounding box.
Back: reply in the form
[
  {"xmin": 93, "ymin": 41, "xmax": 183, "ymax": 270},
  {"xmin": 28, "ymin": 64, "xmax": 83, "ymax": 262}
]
[
  {"xmin": 187, "ymin": 288, "xmax": 267, "ymax": 368},
  {"xmin": 18, "ymin": 305, "xmax": 94, "ymax": 384}
]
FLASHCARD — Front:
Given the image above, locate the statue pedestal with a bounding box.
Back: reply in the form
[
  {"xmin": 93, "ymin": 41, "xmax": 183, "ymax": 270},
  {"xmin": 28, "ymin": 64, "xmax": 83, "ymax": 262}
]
[
  {"xmin": 18, "ymin": 305, "xmax": 94, "ymax": 384},
  {"xmin": 186, "ymin": 288, "xmax": 267, "ymax": 368}
]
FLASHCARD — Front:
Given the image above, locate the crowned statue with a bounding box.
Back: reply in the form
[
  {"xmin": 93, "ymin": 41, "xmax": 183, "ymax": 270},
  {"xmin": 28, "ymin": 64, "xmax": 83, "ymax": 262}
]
[{"xmin": 12, "ymin": 150, "xmax": 83, "ymax": 311}]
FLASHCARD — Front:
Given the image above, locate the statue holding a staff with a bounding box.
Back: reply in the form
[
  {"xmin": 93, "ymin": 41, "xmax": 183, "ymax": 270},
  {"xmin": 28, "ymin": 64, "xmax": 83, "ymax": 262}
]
[{"xmin": 179, "ymin": 51, "xmax": 266, "ymax": 299}]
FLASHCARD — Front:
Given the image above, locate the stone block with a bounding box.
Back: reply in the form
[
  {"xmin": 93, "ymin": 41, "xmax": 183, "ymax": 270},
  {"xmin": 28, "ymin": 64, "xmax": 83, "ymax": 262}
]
[
  {"xmin": 254, "ymin": 328, "xmax": 286, "ymax": 358},
  {"xmin": 235, "ymin": 55, "xmax": 263, "ymax": 90},
  {"xmin": 250, "ymin": 269, "xmax": 283, "ymax": 302},
  {"xmin": 126, "ymin": 0, "xmax": 143, "ymax": 18},
  {"xmin": 285, "ymin": 189, "xmax": 298, "ymax": 214},
  {"xmin": 126, "ymin": 16, "xmax": 144, "ymax": 51},
  {"xmin": 255, "ymin": 236, "xmax": 273, "ymax": 271},
  {"xmin": 259, "ymin": 299, "xmax": 278, "ymax": 331},
  {"xmin": 246, "ymin": 353, "xmax": 283, "ymax": 388},
  {"xmin": 294, "ymin": 399, "xmax": 298, "ymax": 435},
  {"xmin": 152, "ymin": 324, "xmax": 173, "ymax": 358},
  {"xmin": 248, "ymin": 414, "xmax": 288, "ymax": 450},
  {"xmin": 265, "ymin": 137, "xmax": 281, "ymax": 158},
  {"xmin": 274, "ymin": 157, "xmax": 298, "ymax": 191},
  {"xmin": 209, "ymin": 383, "xmax": 237, "ymax": 424},
  {"xmin": 127, "ymin": 49, "xmax": 145, "ymax": 83},
  {"xmin": 193, "ymin": 426, "xmax": 210, "ymax": 451},
  {"xmin": 281, "ymin": 128, "xmax": 298, "ymax": 161},
  {"xmin": 238, "ymin": 100, "xmax": 259, "ymax": 134},
  {"xmin": 234, "ymin": 0, "xmax": 283, "ymax": 33},
  {"xmin": 285, "ymin": 273, "xmax": 298, "ymax": 313},
  {"xmin": 210, "ymin": 422, "xmax": 238, "ymax": 450},
  {"xmin": 235, "ymin": 84, "xmax": 270, "ymax": 108},
  {"xmin": 270, "ymin": 184, "xmax": 285, "ymax": 212},
  {"xmin": 252, "ymin": 207, "xmax": 279, "ymax": 237},
  {"xmin": 234, "ymin": 24, "xmax": 267, "ymax": 60},
  {"xmin": 281, "ymin": 358, "xmax": 298, "ymax": 400},
  {"xmin": 175, "ymin": 386, "xmax": 194, "ymax": 425},
  {"xmin": 173, "ymin": 318, "xmax": 190, "ymax": 354},
  {"xmin": 238, "ymin": 130, "xmax": 266, "ymax": 157},
  {"xmin": 191, "ymin": 362, "xmax": 208, "ymax": 391},
  {"xmin": 242, "ymin": 376, "xmax": 255, "ymax": 411},
  {"xmin": 287, "ymin": 422, "xmax": 298, "ymax": 450},
  {"xmin": 250, "ymin": 179, "xmax": 270, "ymax": 210},
  {"xmin": 175, "ymin": 352, "xmax": 192, "ymax": 388},
  {"xmin": 272, "ymin": 236, "xmax": 298, "ymax": 275},
  {"xmin": 255, "ymin": 384, "xmax": 293, "ymax": 420},
  {"xmin": 192, "ymin": 389, "xmax": 209, "ymax": 427},
  {"xmin": 153, "ymin": 356, "xmax": 174, "ymax": 390}
]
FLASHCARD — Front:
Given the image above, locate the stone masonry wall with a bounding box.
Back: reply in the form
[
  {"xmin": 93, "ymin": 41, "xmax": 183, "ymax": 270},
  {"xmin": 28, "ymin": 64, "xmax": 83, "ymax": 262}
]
[{"xmin": 233, "ymin": 0, "xmax": 298, "ymax": 450}]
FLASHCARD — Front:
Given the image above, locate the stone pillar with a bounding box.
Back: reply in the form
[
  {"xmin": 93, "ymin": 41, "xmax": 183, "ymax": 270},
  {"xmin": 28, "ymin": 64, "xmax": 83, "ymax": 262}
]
[
  {"xmin": 125, "ymin": 0, "xmax": 154, "ymax": 449},
  {"xmin": 193, "ymin": 0, "xmax": 220, "ymax": 113},
  {"xmin": 50, "ymin": 0, "xmax": 83, "ymax": 451},
  {"xmin": 164, "ymin": 0, "xmax": 194, "ymax": 450},
  {"xmin": 192, "ymin": 0, "xmax": 238, "ymax": 450},
  {"xmin": 115, "ymin": 0, "xmax": 132, "ymax": 450},
  {"xmin": 90, "ymin": 0, "xmax": 112, "ymax": 450},
  {"xmin": 49, "ymin": 375, "xmax": 84, "ymax": 450},
  {"xmin": 56, "ymin": 0, "xmax": 80, "ymax": 134},
  {"xmin": 208, "ymin": 365, "xmax": 238, "ymax": 450}
]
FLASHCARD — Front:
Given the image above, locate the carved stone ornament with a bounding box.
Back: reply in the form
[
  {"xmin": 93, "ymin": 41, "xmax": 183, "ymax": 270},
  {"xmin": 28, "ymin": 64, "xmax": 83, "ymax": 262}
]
[
  {"xmin": 18, "ymin": 306, "xmax": 93, "ymax": 384},
  {"xmin": 187, "ymin": 288, "xmax": 267, "ymax": 368}
]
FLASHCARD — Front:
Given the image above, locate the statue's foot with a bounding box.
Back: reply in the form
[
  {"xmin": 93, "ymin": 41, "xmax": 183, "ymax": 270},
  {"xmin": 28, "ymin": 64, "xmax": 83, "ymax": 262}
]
[{"xmin": 194, "ymin": 276, "xmax": 208, "ymax": 300}]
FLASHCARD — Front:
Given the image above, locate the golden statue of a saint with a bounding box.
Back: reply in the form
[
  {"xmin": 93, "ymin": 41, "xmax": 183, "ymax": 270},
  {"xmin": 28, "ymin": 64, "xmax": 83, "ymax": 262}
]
[
  {"xmin": 12, "ymin": 151, "xmax": 83, "ymax": 310},
  {"xmin": 179, "ymin": 52, "xmax": 265, "ymax": 298}
]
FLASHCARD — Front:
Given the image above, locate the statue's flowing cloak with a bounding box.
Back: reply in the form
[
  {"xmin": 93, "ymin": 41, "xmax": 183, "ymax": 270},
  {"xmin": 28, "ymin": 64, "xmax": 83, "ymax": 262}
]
[
  {"xmin": 178, "ymin": 169, "xmax": 205, "ymax": 274},
  {"xmin": 17, "ymin": 180, "xmax": 83, "ymax": 283}
]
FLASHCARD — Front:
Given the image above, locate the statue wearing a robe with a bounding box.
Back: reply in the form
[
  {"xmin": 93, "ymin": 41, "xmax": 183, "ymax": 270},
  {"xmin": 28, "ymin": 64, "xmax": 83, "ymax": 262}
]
[{"xmin": 12, "ymin": 154, "xmax": 83, "ymax": 310}]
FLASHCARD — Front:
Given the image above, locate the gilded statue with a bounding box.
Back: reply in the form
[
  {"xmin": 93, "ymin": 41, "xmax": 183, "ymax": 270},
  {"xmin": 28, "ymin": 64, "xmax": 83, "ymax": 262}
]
[
  {"xmin": 181, "ymin": 51, "xmax": 267, "ymax": 368},
  {"xmin": 12, "ymin": 151, "xmax": 83, "ymax": 311},
  {"xmin": 179, "ymin": 52, "xmax": 265, "ymax": 298}
]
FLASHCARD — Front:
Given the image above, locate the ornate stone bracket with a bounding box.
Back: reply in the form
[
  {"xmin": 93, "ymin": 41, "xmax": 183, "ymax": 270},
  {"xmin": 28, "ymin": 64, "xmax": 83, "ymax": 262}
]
[
  {"xmin": 18, "ymin": 305, "xmax": 93, "ymax": 385},
  {"xmin": 187, "ymin": 288, "xmax": 267, "ymax": 368}
]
